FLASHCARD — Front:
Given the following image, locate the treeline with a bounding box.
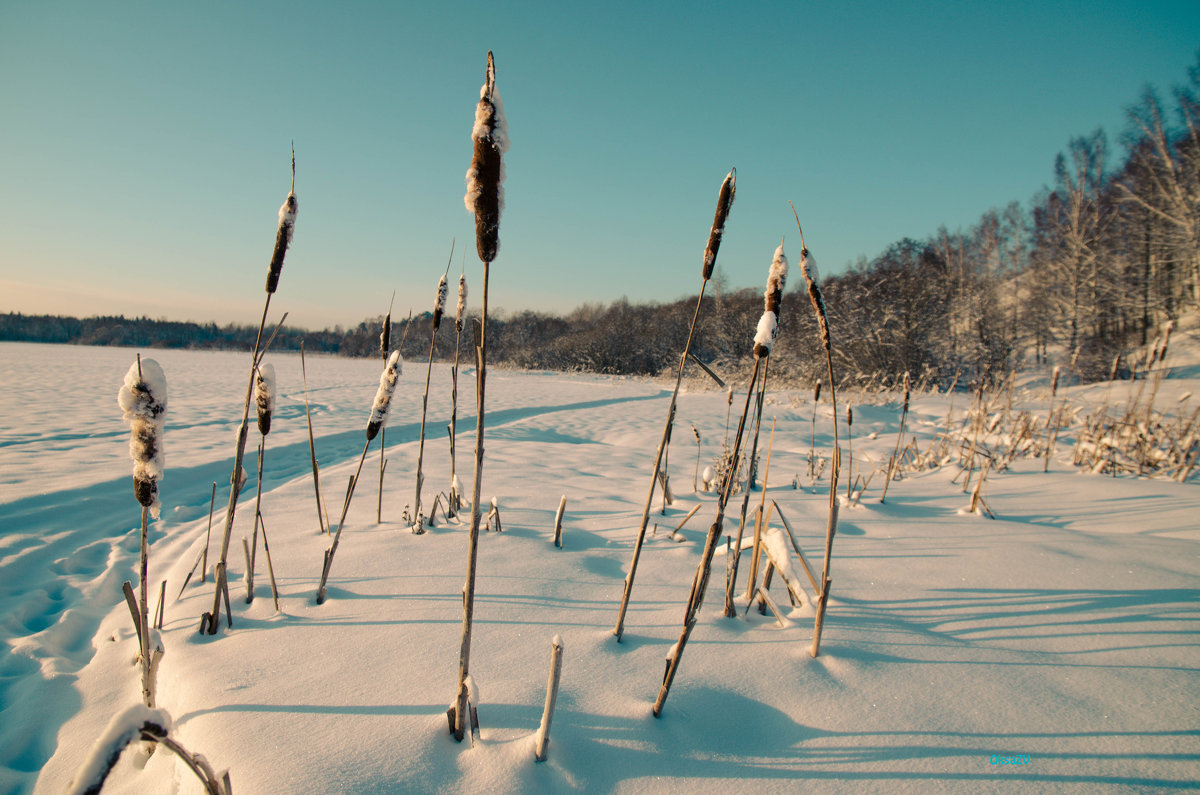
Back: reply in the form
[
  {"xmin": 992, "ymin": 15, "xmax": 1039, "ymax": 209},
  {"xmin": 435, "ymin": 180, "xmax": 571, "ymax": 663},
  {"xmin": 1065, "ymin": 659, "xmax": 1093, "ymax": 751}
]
[{"xmin": 6, "ymin": 58, "xmax": 1196, "ymax": 386}]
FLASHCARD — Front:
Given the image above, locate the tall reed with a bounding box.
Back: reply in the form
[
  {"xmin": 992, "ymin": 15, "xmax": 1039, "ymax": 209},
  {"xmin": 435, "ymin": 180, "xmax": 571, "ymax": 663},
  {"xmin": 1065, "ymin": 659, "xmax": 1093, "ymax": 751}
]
[
  {"xmin": 414, "ymin": 254, "xmax": 452, "ymax": 532},
  {"xmin": 452, "ymin": 51, "xmax": 508, "ymax": 742},
  {"xmin": 245, "ymin": 362, "xmax": 275, "ymax": 602},
  {"xmin": 118, "ymin": 356, "xmax": 167, "ymax": 708},
  {"xmin": 449, "ymin": 268, "xmax": 467, "ymax": 516},
  {"xmin": 316, "ymin": 350, "xmax": 402, "ymax": 604},
  {"xmin": 204, "ymin": 153, "xmax": 297, "ymax": 634},
  {"xmin": 613, "ymin": 167, "xmax": 736, "ymax": 642},
  {"xmin": 378, "ymin": 294, "xmax": 394, "ymax": 523}
]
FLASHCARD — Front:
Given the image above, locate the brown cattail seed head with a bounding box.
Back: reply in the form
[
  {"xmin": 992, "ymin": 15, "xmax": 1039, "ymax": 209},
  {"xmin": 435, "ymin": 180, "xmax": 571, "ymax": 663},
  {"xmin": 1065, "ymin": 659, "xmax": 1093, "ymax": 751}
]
[
  {"xmin": 255, "ymin": 363, "xmax": 276, "ymax": 436},
  {"xmin": 702, "ymin": 168, "xmax": 736, "ymax": 280},
  {"xmin": 456, "ymin": 273, "xmax": 468, "ymax": 333},
  {"xmin": 464, "ymin": 51, "xmax": 508, "ymax": 264},
  {"xmin": 799, "ymin": 247, "xmax": 831, "ymax": 352},
  {"xmin": 847, "ymin": 405, "xmax": 853, "ymax": 427},
  {"xmin": 1051, "ymin": 365, "xmax": 1061, "ymax": 397},
  {"xmin": 381, "ymin": 313, "xmax": 392, "ymax": 360},
  {"xmin": 266, "ymin": 191, "xmax": 298, "ymax": 294},
  {"xmin": 433, "ymin": 274, "xmax": 449, "ymax": 331},
  {"xmin": 753, "ymin": 244, "xmax": 788, "ymax": 357},
  {"xmin": 1109, "ymin": 355, "xmax": 1120, "ymax": 382},
  {"xmin": 367, "ymin": 351, "xmax": 402, "ymax": 441},
  {"xmin": 119, "ymin": 358, "xmax": 167, "ymax": 515},
  {"xmin": 814, "ymin": 380, "xmax": 822, "ymax": 403},
  {"xmin": 903, "ymin": 371, "xmax": 911, "ymax": 412}
]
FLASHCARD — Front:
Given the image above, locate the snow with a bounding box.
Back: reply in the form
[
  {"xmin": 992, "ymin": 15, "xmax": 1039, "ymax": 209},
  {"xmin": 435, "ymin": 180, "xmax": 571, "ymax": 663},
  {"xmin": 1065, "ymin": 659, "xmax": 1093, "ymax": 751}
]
[
  {"xmin": 2, "ymin": 339, "xmax": 1199, "ymax": 793},
  {"xmin": 64, "ymin": 704, "xmax": 170, "ymax": 795}
]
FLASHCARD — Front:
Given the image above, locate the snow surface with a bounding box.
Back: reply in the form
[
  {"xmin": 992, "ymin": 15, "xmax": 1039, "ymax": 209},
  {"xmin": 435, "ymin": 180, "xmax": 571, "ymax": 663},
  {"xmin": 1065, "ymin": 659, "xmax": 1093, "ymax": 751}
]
[{"xmin": 2, "ymin": 340, "xmax": 1199, "ymax": 793}]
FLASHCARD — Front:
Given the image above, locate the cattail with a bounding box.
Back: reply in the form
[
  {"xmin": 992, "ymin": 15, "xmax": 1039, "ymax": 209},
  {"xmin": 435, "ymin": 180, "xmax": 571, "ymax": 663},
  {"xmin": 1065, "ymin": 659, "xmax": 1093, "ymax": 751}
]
[
  {"xmin": 1159, "ymin": 320, "xmax": 1174, "ymax": 363},
  {"xmin": 1051, "ymin": 366, "xmax": 1061, "ymax": 398},
  {"xmin": 433, "ymin": 273, "xmax": 449, "ymax": 331},
  {"xmin": 814, "ymin": 380, "xmax": 822, "ymax": 404},
  {"xmin": 254, "ymin": 363, "xmax": 276, "ymax": 436},
  {"xmin": 367, "ymin": 351, "xmax": 402, "ymax": 441},
  {"xmin": 464, "ymin": 51, "xmax": 508, "ymax": 263},
  {"xmin": 847, "ymin": 404, "xmax": 853, "ymax": 427},
  {"xmin": 119, "ymin": 358, "xmax": 168, "ymax": 517},
  {"xmin": 381, "ymin": 314, "xmax": 391, "ymax": 359},
  {"xmin": 752, "ymin": 244, "xmax": 788, "ymax": 357},
  {"xmin": 702, "ymin": 168, "xmax": 736, "ymax": 280},
  {"xmin": 456, "ymin": 273, "xmax": 468, "ymax": 333},
  {"xmin": 1109, "ymin": 355, "xmax": 1120, "ymax": 382},
  {"xmin": 266, "ymin": 181, "xmax": 298, "ymax": 294},
  {"xmin": 800, "ymin": 247, "xmax": 830, "ymax": 352},
  {"xmin": 902, "ymin": 371, "xmax": 911, "ymax": 413}
]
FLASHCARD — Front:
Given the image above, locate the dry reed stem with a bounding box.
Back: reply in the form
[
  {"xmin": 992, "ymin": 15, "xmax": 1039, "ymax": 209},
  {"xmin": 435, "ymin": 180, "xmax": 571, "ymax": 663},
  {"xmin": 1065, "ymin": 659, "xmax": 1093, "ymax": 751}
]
[
  {"xmin": 300, "ymin": 343, "xmax": 328, "ymax": 535},
  {"xmin": 614, "ymin": 168, "xmax": 737, "ymax": 642}
]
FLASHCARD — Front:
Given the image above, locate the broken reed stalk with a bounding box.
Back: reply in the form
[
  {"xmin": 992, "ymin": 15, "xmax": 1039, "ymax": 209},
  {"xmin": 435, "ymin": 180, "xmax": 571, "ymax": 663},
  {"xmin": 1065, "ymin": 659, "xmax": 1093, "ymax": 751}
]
[
  {"xmin": 553, "ymin": 495, "xmax": 567, "ymax": 548},
  {"xmin": 449, "ymin": 267, "xmax": 468, "ymax": 515},
  {"xmin": 300, "ymin": 342, "xmax": 328, "ymax": 534},
  {"xmin": 119, "ymin": 356, "xmax": 167, "ymax": 707},
  {"xmin": 453, "ymin": 50, "xmax": 507, "ymax": 742},
  {"xmin": 790, "ymin": 204, "xmax": 840, "ymax": 658},
  {"xmin": 656, "ymin": 239, "xmax": 784, "ymax": 716},
  {"xmin": 205, "ymin": 158, "xmax": 297, "ymax": 634},
  {"xmin": 378, "ymin": 293, "xmax": 394, "ymax": 524},
  {"xmin": 534, "ymin": 635, "xmax": 564, "ymax": 762},
  {"xmin": 414, "ymin": 251, "xmax": 453, "ymax": 532},
  {"xmin": 316, "ymin": 350, "xmax": 402, "ymax": 603},
  {"xmin": 880, "ymin": 372, "xmax": 910, "ymax": 503},
  {"xmin": 614, "ymin": 166, "xmax": 736, "ymax": 642}
]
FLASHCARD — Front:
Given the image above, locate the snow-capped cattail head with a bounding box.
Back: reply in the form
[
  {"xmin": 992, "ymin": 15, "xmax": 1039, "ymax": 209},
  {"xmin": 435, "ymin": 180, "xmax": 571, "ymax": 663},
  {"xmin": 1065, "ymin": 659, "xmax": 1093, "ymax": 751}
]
[
  {"xmin": 456, "ymin": 273, "xmax": 468, "ymax": 333},
  {"xmin": 118, "ymin": 358, "xmax": 167, "ymax": 517},
  {"xmin": 433, "ymin": 274, "xmax": 449, "ymax": 331},
  {"xmin": 266, "ymin": 191, "xmax": 298, "ymax": 294},
  {"xmin": 255, "ymin": 363, "xmax": 276, "ymax": 436},
  {"xmin": 464, "ymin": 51, "xmax": 508, "ymax": 264},
  {"xmin": 799, "ymin": 247, "xmax": 831, "ymax": 353},
  {"xmin": 367, "ymin": 351, "xmax": 402, "ymax": 441},
  {"xmin": 702, "ymin": 168, "xmax": 736, "ymax": 281},
  {"xmin": 753, "ymin": 244, "xmax": 788, "ymax": 357}
]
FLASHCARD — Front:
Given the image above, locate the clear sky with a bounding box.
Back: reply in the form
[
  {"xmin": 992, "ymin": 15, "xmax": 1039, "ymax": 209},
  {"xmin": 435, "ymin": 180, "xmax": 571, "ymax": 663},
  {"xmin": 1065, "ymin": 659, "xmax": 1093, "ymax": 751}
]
[{"xmin": 2, "ymin": 0, "xmax": 1198, "ymax": 330}]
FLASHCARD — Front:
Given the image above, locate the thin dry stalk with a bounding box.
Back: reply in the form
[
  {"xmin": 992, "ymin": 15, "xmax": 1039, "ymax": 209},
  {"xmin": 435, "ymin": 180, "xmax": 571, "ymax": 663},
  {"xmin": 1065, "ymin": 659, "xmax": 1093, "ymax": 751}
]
[
  {"xmin": 378, "ymin": 293, "xmax": 394, "ymax": 524},
  {"xmin": 553, "ymin": 495, "xmax": 567, "ymax": 548},
  {"xmin": 741, "ymin": 420, "xmax": 777, "ymax": 603},
  {"xmin": 301, "ymin": 343, "xmax": 328, "ymax": 534},
  {"xmin": 880, "ymin": 372, "xmax": 910, "ymax": 503},
  {"xmin": 613, "ymin": 167, "xmax": 736, "ymax": 642}
]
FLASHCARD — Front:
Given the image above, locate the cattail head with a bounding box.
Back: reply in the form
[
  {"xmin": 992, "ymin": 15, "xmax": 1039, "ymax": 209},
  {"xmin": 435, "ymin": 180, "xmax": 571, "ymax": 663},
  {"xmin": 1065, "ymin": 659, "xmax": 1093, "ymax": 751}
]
[
  {"xmin": 266, "ymin": 190, "xmax": 298, "ymax": 294},
  {"xmin": 814, "ymin": 380, "xmax": 822, "ymax": 403},
  {"xmin": 433, "ymin": 274, "xmax": 449, "ymax": 331},
  {"xmin": 692, "ymin": 425, "xmax": 701, "ymax": 444},
  {"xmin": 118, "ymin": 357, "xmax": 167, "ymax": 517},
  {"xmin": 902, "ymin": 371, "xmax": 911, "ymax": 412},
  {"xmin": 702, "ymin": 168, "xmax": 736, "ymax": 280},
  {"xmin": 367, "ymin": 351, "xmax": 402, "ymax": 441},
  {"xmin": 847, "ymin": 404, "xmax": 854, "ymax": 427},
  {"xmin": 1109, "ymin": 354, "xmax": 1120, "ymax": 382},
  {"xmin": 753, "ymin": 243, "xmax": 788, "ymax": 357},
  {"xmin": 1159, "ymin": 320, "xmax": 1175, "ymax": 363},
  {"xmin": 456, "ymin": 273, "xmax": 468, "ymax": 333},
  {"xmin": 381, "ymin": 313, "xmax": 392, "ymax": 360},
  {"xmin": 799, "ymin": 246, "xmax": 831, "ymax": 353},
  {"xmin": 1051, "ymin": 365, "xmax": 1061, "ymax": 397},
  {"xmin": 255, "ymin": 363, "xmax": 276, "ymax": 436},
  {"xmin": 464, "ymin": 51, "xmax": 508, "ymax": 264},
  {"xmin": 726, "ymin": 385, "xmax": 733, "ymax": 406}
]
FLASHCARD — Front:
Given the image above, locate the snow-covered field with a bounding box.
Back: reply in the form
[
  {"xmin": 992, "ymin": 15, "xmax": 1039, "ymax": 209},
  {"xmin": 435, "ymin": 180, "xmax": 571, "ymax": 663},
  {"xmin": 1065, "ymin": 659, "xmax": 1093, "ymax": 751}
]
[{"xmin": 3, "ymin": 339, "xmax": 1199, "ymax": 794}]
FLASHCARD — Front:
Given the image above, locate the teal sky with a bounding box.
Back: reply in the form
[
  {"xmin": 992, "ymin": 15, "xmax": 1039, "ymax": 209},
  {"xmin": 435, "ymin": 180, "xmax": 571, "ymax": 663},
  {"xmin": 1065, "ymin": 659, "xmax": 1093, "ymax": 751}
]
[{"xmin": 2, "ymin": 1, "xmax": 1198, "ymax": 329}]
